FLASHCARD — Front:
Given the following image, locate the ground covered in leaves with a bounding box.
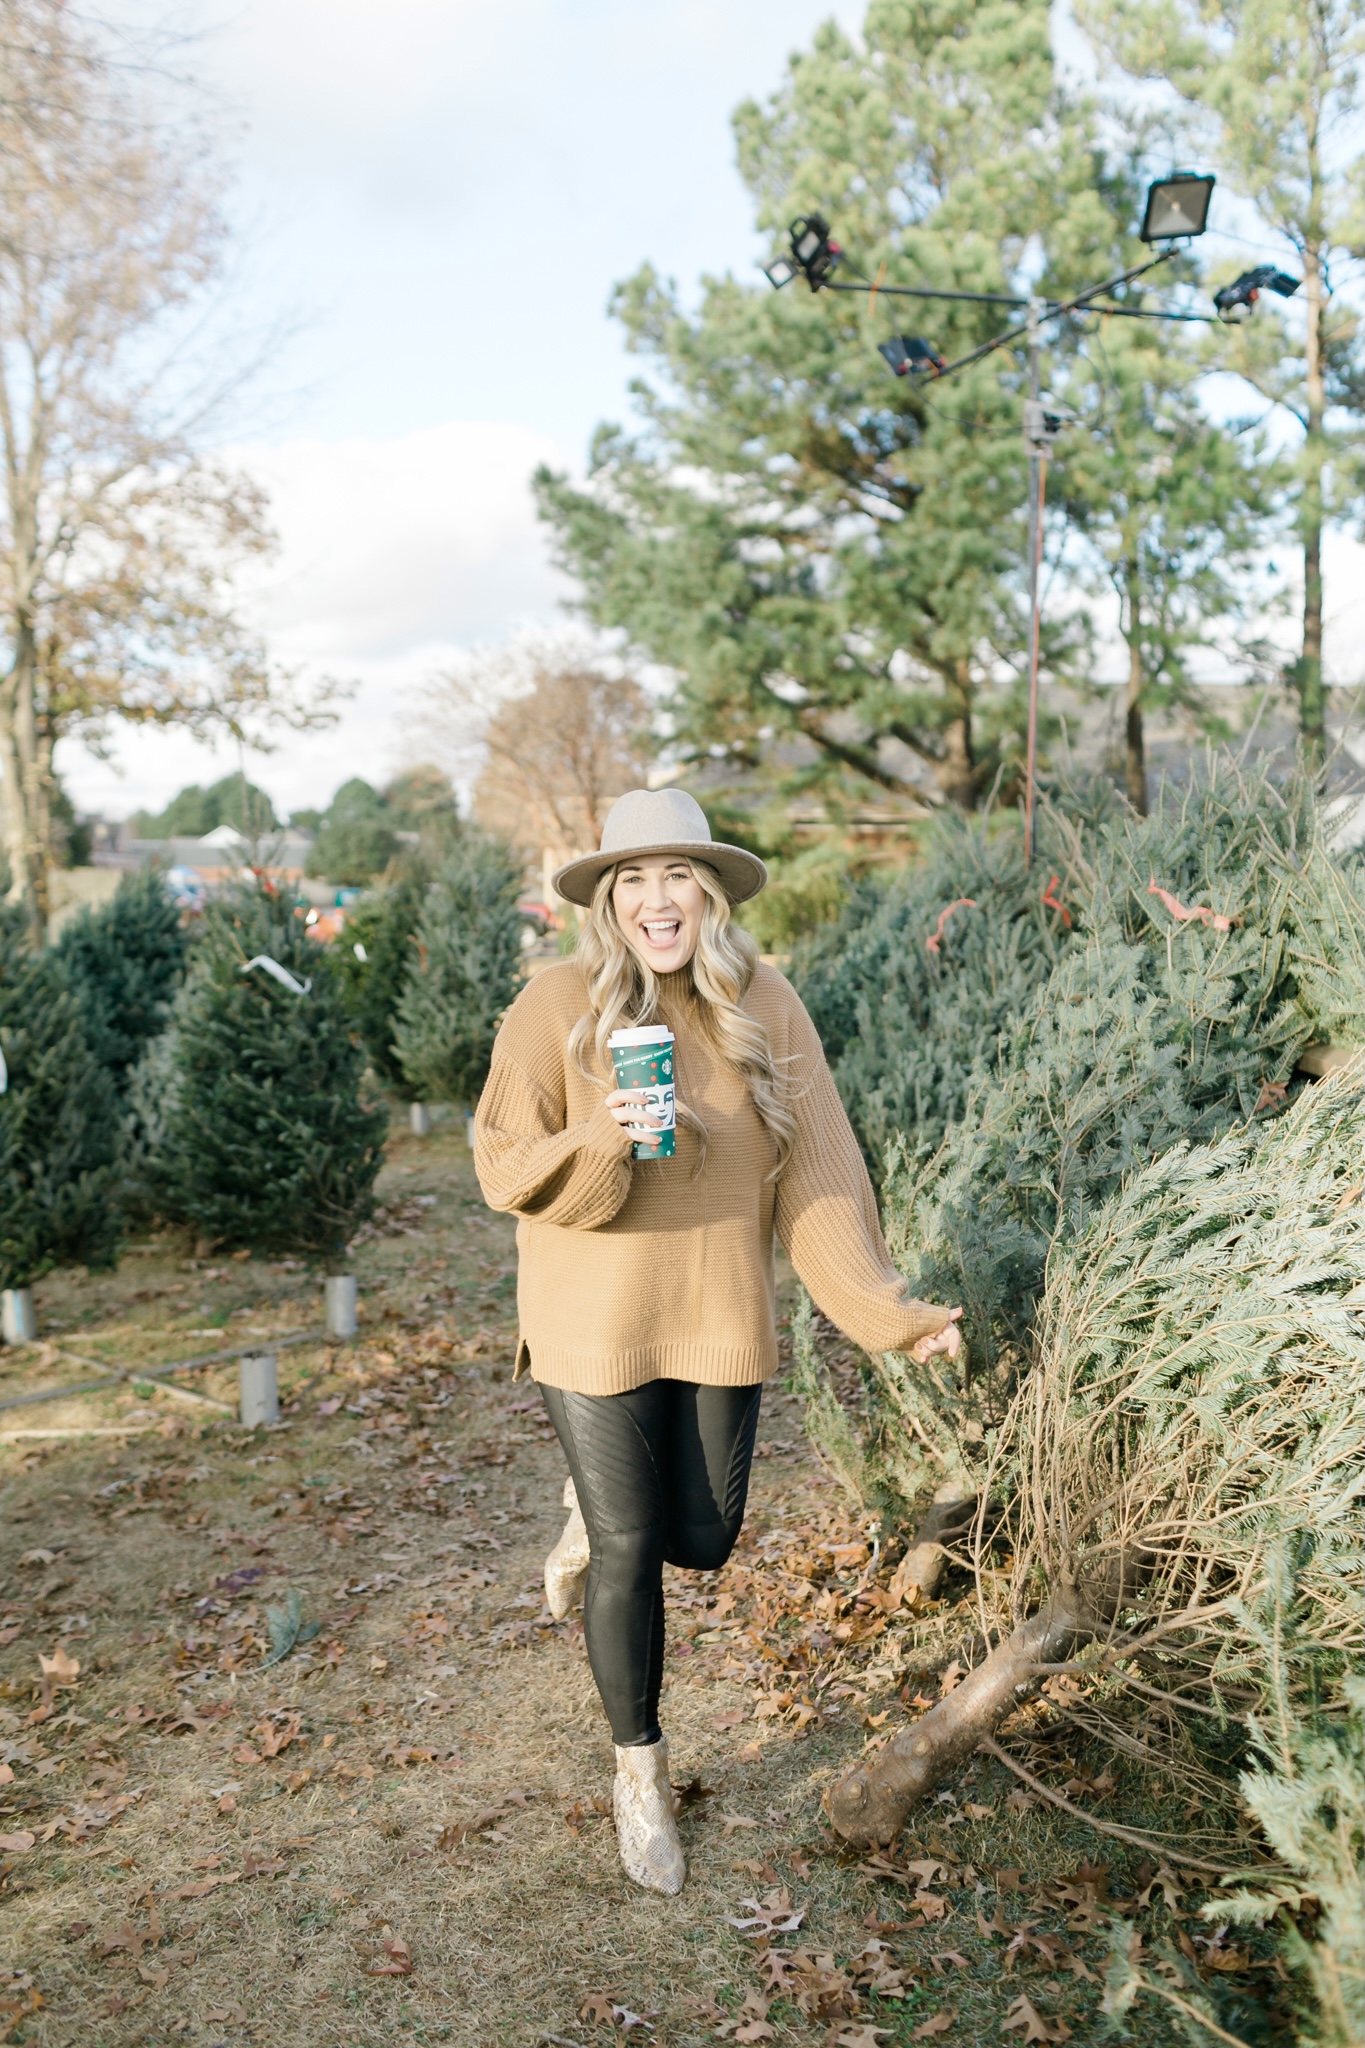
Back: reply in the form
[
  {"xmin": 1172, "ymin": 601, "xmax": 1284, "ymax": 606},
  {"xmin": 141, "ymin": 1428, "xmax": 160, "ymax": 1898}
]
[{"xmin": 0, "ymin": 1120, "xmax": 1286, "ymax": 2047}]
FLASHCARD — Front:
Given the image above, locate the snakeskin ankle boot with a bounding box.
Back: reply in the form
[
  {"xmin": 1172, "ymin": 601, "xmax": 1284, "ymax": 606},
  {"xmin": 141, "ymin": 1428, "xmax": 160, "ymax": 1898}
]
[
  {"xmin": 544, "ymin": 1475, "xmax": 590, "ymax": 1620},
  {"xmin": 612, "ymin": 1734, "xmax": 685, "ymax": 1895}
]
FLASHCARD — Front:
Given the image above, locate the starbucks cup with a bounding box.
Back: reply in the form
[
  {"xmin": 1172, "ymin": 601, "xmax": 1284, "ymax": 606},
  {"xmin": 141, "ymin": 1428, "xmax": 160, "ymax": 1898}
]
[{"xmin": 607, "ymin": 1026, "xmax": 677, "ymax": 1160}]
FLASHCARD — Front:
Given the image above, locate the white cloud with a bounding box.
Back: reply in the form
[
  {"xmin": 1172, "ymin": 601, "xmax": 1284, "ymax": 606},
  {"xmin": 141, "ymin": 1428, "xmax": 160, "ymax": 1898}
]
[
  {"xmin": 59, "ymin": 417, "xmax": 575, "ymax": 820},
  {"xmin": 240, "ymin": 419, "xmax": 569, "ymax": 656}
]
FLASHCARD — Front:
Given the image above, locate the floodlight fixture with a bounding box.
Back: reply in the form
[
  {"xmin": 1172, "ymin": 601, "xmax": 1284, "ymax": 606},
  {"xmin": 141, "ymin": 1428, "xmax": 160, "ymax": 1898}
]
[
  {"xmin": 1213, "ymin": 263, "xmax": 1301, "ymax": 320},
  {"xmin": 763, "ymin": 253, "xmax": 798, "ymax": 289},
  {"xmin": 788, "ymin": 212, "xmax": 842, "ymax": 290},
  {"xmin": 1023, "ymin": 398, "xmax": 1068, "ymax": 455},
  {"xmin": 1140, "ymin": 172, "xmax": 1215, "ymax": 242},
  {"xmin": 878, "ymin": 334, "xmax": 947, "ymax": 378}
]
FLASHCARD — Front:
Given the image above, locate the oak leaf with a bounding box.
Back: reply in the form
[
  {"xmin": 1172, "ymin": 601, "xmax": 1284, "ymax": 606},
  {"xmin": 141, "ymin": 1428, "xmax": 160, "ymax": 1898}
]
[
  {"xmin": 912, "ymin": 2013, "xmax": 955, "ymax": 2038},
  {"xmin": 1004, "ymin": 1994, "xmax": 1071, "ymax": 2042}
]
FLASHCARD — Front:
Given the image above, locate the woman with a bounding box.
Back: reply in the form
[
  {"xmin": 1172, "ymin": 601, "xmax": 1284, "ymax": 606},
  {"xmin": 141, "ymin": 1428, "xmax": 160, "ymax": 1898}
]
[{"xmin": 473, "ymin": 788, "xmax": 961, "ymax": 1896}]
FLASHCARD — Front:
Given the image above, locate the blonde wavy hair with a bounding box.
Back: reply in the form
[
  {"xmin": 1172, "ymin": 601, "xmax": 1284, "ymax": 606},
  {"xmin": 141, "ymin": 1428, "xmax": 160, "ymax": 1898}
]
[{"xmin": 568, "ymin": 858, "xmax": 794, "ymax": 1174}]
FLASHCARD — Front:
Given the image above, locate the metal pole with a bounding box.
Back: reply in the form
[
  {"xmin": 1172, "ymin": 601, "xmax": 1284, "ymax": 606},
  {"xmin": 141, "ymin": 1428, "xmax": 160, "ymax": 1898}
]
[{"xmin": 1023, "ymin": 297, "xmax": 1043, "ymax": 870}]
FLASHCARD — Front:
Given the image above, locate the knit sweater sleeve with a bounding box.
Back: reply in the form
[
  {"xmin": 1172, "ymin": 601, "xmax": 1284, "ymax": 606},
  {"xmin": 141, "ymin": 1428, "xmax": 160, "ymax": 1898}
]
[
  {"xmin": 473, "ymin": 979, "xmax": 634, "ymax": 1230},
  {"xmin": 772, "ymin": 984, "xmax": 953, "ymax": 1355}
]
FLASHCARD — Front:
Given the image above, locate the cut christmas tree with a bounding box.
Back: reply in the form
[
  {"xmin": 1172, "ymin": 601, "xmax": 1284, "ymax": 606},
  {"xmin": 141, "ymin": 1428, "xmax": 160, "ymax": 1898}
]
[
  {"xmin": 393, "ymin": 833, "xmax": 524, "ymax": 1119},
  {"xmin": 0, "ymin": 904, "xmax": 120, "ymax": 1337},
  {"xmin": 158, "ymin": 884, "xmax": 386, "ymax": 1283},
  {"xmin": 828, "ymin": 1057, "xmax": 1365, "ymax": 2026},
  {"xmin": 793, "ymin": 760, "xmax": 1365, "ymax": 1525},
  {"xmin": 335, "ymin": 860, "xmax": 429, "ymax": 1093},
  {"xmin": 54, "ymin": 865, "xmax": 188, "ymax": 1094}
]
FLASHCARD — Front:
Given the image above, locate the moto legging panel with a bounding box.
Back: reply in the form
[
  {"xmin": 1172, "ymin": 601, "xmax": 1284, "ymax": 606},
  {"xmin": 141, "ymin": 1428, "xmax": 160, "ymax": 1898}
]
[{"xmin": 540, "ymin": 1378, "xmax": 763, "ymax": 1747}]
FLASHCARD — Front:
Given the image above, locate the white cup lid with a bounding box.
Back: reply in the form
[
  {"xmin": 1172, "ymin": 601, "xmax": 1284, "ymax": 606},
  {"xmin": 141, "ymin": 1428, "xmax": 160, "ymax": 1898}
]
[{"xmin": 607, "ymin": 1026, "xmax": 676, "ymax": 1047}]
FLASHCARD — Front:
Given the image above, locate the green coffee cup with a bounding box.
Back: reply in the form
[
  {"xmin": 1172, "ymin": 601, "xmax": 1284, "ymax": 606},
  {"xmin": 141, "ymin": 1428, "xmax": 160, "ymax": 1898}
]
[{"xmin": 607, "ymin": 1026, "xmax": 677, "ymax": 1159}]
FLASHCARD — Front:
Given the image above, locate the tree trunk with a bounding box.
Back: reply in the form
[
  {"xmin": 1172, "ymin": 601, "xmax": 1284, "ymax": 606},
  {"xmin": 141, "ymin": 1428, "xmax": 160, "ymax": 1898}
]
[
  {"xmin": 0, "ymin": 628, "xmax": 47, "ymax": 948},
  {"xmin": 827, "ymin": 1586, "xmax": 1102, "ymax": 1847},
  {"xmin": 937, "ymin": 662, "xmax": 976, "ymax": 810},
  {"xmin": 1298, "ymin": 241, "xmax": 1326, "ymax": 756},
  {"xmin": 888, "ymin": 1479, "xmax": 978, "ymax": 1604},
  {"xmin": 1124, "ymin": 572, "xmax": 1147, "ymax": 816}
]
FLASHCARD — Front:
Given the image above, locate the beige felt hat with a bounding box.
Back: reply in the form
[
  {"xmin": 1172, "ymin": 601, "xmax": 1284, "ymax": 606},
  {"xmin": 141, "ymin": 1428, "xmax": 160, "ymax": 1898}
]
[{"xmin": 551, "ymin": 788, "xmax": 768, "ymax": 907}]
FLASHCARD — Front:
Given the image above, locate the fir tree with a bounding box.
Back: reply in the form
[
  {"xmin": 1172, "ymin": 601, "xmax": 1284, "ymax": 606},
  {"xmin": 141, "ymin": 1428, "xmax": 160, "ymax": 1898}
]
[
  {"xmin": 0, "ymin": 903, "xmax": 119, "ymax": 1290},
  {"xmin": 335, "ymin": 862, "xmax": 429, "ymax": 1091},
  {"xmin": 53, "ymin": 865, "xmax": 188, "ymax": 1093},
  {"xmin": 795, "ymin": 759, "xmax": 1364, "ymax": 1509},
  {"xmin": 159, "ymin": 885, "xmax": 386, "ymax": 1265},
  {"xmin": 393, "ymin": 834, "xmax": 523, "ymax": 1109}
]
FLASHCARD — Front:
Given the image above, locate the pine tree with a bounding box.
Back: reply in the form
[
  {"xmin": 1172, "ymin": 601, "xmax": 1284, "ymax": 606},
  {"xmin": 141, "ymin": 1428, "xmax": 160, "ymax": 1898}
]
[
  {"xmin": 335, "ymin": 862, "xmax": 429, "ymax": 1091},
  {"xmin": 536, "ymin": 0, "xmax": 1118, "ymax": 811},
  {"xmin": 392, "ymin": 834, "xmax": 524, "ymax": 1109},
  {"xmin": 158, "ymin": 885, "xmax": 386, "ymax": 1266},
  {"xmin": 1076, "ymin": 0, "xmax": 1365, "ymax": 753},
  {"xmin": 53, "ymin": 865, "xmax": 188, "ymax": 1093},
  {"xmin": 0, "ymin": 903, "xmax": 119, "ymax": 1291}
]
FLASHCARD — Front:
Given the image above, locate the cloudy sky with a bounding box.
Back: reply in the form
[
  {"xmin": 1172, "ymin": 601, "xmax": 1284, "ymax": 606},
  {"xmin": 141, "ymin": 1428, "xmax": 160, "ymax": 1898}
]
[
  {"xmin": 64, "ymin": 0, "xmax": 861, "ymax": 821},
  {"xmin": 63, "ymin": 0, "xmax": 1361, "ymax": 824}
]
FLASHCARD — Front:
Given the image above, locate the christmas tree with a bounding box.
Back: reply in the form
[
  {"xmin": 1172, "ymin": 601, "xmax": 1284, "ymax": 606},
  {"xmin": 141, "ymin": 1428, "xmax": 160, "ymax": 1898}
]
[
  {"xmin": 335, "ymin": 860, "xmax": 429, "ymax": 1090},
  {"xmin": 54, "ymin": 865, "xmax": 188, "ymax": 1093},
  {"xmin": 828, "ymin": 1059, "xmax": 1365, "ymax": 2037},
  {"xmin": 158, "ymin": 884, "xmax": 386, "ymax": 1265},
  {"xmin": 392, "ymin": 833, "xmax": 524, "ymax": 1109},
  {"xmin": 0, "ymin": 903, "xmax": 120, "ymax": 1296}
]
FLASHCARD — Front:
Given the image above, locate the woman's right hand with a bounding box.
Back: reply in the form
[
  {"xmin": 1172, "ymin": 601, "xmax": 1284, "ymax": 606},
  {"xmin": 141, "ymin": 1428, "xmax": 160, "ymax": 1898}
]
[{"xmin": 605, "ymin": 1087, "xmax": 663, "ymax": 1148}]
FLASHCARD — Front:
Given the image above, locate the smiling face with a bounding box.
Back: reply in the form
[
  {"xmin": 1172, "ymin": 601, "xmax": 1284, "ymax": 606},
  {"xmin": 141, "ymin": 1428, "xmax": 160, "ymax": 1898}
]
[{"xmin": 611, "ymin": 856, "xmax": 707, "ymax": 975}]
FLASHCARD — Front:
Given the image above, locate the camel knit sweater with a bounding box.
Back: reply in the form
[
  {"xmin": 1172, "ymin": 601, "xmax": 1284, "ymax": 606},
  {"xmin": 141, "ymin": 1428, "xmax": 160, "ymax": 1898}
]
[{"xmin": 472, "ymin": 959, "xmax": 952, "ymax": 1395}]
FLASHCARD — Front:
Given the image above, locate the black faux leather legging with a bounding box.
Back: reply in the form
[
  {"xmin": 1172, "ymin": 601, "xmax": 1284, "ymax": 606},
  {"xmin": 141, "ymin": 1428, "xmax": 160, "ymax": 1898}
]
[{"xmin": 540, "ymin": 1378, "xmax": 762, "ymax": 1747}]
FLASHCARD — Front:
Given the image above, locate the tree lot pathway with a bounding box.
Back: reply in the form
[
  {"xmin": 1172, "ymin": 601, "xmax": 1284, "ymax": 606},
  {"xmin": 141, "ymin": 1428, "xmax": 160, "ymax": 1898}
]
[{"xmin": 0, "ymin": 1124, "xmax": 1258, "ymax": 2046}]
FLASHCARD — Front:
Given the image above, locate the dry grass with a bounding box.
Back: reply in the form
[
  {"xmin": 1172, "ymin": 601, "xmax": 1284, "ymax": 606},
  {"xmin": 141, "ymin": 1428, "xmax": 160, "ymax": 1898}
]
[{"xmin": 0, "ymin": 1121, "xmax": 1277, "ymax": 2047}]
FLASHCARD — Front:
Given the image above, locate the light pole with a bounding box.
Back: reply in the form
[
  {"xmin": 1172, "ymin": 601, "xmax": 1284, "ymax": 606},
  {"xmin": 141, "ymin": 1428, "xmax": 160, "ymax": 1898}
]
[{"xmin": 762, "ymin": 174, "xmax": 1294, "ymax": 860}]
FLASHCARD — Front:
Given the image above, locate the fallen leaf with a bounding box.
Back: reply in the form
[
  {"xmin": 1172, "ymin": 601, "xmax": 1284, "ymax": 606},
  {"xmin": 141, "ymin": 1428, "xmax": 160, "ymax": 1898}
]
[
  {"xmin": 938, "ymin": 1660, "xmax": 964, "ymax": 1695},
  {"xmin": 672, "ymin": 1775, "xmax": 716, "ymax": 1812},
  {"xmin": 724, "ymin": 1889, "xmax": 806, "ymax": 1937},
  {"xmin": 38, "ymin": 1645, "xmax": 80, "ymax": 1688},
  {"xmin": 931, "ymin": 1950, "xmax": 970, "ymax": 1972},
  {"xmin": 580, "ymin": 1992, "xmax": 617, "ymax": 2024},
  {"xmin": 0, "ymin": 1831, "xmax": 35, "ymax": 1854},
  {"xmin": 720, "ymin": 1812, "xmax": 759, "ymax": 1837},
  {"xmin": 18, "ymin": 1549, "xmax": 57, "ymax": 1568},
  {"xmin": 165, "ymin": 1873, "xmax": 241, "ymax": 1901},
  {"xmin": 715, "ymin": 1988, "xmax": 774, "ymax": 2041},
  {"xmin": 100, "ymin": 1903, "xmax": 163, "ymax": 1959},
  {"xmin": 833, "ymin": 2029, "xmax": 893, "ymax": 2048},
  {"xmin": 1137, "ymin": 1864, "xmax": 1185, "ymax": 1911},
  {"xmin": 964, "ymin": 1801, "xmax": 996, "ymax": 1820},
  {"xmin": 363, "ymin": 1927, "xmax": 412, "ymax": 1977},
  {"xmin": 912, "ymin": 2013, "xmax": 955, "ymax": 2038},
  {"xmin": 1004, "ymin": 1993, "xmax": 1071, "ymax": 2042},
  {"xmin": 910, "ymin": 1892, "xmax": 950, "ymax": 1923},
  {"xmin": 205, "ymin": 2006, "xmax": 247, "ymax": 2024}
]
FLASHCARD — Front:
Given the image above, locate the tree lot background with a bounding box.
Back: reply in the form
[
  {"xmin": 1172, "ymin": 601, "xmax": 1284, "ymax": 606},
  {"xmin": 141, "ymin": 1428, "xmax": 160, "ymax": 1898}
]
[{"xmin": 0, "ymin": 2, "xmax": 1362, "ymax": 2045}]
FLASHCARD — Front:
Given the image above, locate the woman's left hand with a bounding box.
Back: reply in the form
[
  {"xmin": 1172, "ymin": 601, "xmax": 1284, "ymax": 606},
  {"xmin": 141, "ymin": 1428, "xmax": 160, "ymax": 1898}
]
[{"xmin": 909, "ymin": 1307, "xmax": 962, "ymax": 1364}]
